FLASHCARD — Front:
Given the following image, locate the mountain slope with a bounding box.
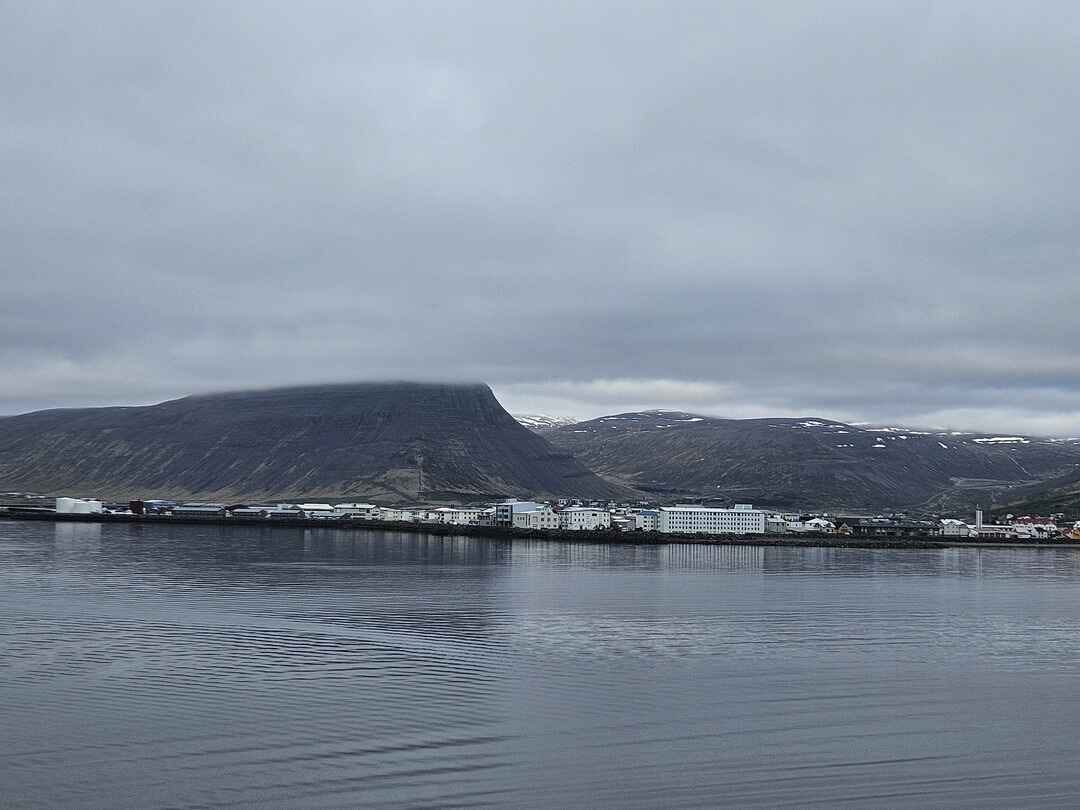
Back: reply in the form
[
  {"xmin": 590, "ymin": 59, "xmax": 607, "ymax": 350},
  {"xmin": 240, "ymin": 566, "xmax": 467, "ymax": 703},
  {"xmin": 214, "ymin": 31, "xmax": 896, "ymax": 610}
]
[
  {"xmin": 0, "ymin": 383, "xmax": 627, "ymax": 501},
  {"xmin": 546, "ymin": 411, "xmax": 1080, "ymax": 510},
  {"xmin": 993, "ymin": 466, "xmax": 1080, "ymax": 518}
]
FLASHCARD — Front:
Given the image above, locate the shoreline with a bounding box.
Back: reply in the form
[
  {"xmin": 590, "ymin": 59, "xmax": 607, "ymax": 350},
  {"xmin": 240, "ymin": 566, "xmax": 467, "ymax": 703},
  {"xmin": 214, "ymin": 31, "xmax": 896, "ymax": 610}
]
[{"xmin": 3, "ymin": 510, "xmax": 1079, "ymax": 551}]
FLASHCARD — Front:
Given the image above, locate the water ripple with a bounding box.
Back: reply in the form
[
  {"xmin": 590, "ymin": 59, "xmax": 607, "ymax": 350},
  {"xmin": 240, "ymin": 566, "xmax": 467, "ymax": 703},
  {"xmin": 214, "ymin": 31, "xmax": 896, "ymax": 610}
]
[{"xmin": 4, "ymin": 520, "xmax": 1080, "ymax": 807}]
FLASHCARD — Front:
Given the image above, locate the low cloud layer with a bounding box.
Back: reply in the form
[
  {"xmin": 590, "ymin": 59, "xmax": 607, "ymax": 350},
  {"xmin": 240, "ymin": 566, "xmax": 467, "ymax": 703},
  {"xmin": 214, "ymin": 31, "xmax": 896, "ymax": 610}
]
[{"xmin": 4, "ymin": 2, "xmax": 1080, "ymax": 433}]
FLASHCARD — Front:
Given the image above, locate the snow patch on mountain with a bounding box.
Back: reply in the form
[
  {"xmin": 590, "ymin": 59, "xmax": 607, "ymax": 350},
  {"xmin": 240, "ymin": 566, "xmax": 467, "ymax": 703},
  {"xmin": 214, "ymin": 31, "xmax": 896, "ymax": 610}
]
[{"xmin": 513, "ymin": 414, "xmax": 580, "ymax": 430}]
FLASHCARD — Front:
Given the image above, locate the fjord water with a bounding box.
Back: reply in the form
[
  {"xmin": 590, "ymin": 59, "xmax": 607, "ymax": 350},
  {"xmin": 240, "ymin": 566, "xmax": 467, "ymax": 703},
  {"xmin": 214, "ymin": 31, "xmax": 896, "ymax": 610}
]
[{"xmin": 4, "ymin": 524, "xmax": 1080, "ymax": 808}]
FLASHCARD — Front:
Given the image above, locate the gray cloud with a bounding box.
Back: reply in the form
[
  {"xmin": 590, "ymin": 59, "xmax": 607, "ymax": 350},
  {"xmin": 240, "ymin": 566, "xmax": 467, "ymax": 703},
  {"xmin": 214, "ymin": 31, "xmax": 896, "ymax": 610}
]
[{"xmin": 3, "ymin": 1, "xmax": 1080, "ymax": 433}]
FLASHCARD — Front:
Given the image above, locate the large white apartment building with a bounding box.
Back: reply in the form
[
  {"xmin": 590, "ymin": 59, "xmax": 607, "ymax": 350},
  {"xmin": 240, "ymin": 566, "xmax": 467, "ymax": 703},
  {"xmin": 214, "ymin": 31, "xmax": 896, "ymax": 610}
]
[
  {"xmin": 559, "ymin": 507, "xmax": 611, "ymax": 531},
  {"xmin": 657, "ymin": 504, "xmax": 766, "ymax": 535}
]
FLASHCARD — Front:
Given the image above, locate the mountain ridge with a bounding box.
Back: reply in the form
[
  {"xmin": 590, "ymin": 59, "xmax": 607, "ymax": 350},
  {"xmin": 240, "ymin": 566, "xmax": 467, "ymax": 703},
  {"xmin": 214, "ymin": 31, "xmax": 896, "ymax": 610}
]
[
  {"xmin": 0, "ymin": 382, "xmax": 627, "ymax": 502},
  {"xmin": 545, "ymin": 410, "xmax": 1080, "ymax": 511}
]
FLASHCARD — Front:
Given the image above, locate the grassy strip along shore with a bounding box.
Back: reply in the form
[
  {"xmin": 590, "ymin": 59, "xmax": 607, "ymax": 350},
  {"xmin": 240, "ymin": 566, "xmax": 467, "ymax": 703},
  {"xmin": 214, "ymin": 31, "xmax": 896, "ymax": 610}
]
[{"xmin": 4, "ymin": 508, "xmax": 1080, "ymax": 550}]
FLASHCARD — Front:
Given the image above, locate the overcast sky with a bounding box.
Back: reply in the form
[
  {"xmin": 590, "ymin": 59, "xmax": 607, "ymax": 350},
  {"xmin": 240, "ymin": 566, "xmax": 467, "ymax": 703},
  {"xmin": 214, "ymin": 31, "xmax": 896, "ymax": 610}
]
[{"xmin": 4, "ymin": 1, "xmax": 1080, "ymax": 433}]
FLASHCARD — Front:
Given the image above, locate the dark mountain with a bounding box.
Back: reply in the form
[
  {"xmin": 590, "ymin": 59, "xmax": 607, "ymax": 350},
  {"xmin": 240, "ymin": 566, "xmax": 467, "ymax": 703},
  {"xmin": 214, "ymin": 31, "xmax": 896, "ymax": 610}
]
[
  {"xmin": 0, "ymin": 382, "xmax": 627, "ymax": 501},
  {"xmin": 993, "ymin": 467, "xmax": 1080, "ymax": 519},
  {"xmin": 546, "ymin": 411, "xmax": 1080, "ymax": 511}
]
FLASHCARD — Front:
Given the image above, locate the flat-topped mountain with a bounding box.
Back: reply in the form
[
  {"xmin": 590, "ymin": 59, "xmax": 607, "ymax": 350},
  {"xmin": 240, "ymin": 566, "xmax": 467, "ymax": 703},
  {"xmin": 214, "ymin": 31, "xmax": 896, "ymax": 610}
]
[
  {"xmin": 0, "ymin": 382, "xmax": 626, "ymax": 501},
  {"xmin": 546, "ymin": 410, "xmax": 1080, "ymax": 510}
]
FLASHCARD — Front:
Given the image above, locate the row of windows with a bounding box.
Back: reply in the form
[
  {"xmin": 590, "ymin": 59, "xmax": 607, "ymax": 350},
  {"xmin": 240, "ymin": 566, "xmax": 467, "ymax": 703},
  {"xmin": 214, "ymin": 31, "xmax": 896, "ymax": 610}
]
[
  {"xmin": 660, "ymin": 514, "xmax": 764, "ymax": 520},
  {"xmin": 666, "ymin": 518, "xmax": 762, "ymax": 522}
]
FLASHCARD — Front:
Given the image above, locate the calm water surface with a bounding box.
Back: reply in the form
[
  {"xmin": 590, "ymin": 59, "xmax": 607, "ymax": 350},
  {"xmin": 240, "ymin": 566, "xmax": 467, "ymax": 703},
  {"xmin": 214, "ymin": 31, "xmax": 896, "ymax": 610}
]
[{"xmin": 4, "ymin": 520, "xmax": 1080, "ymax": 808}]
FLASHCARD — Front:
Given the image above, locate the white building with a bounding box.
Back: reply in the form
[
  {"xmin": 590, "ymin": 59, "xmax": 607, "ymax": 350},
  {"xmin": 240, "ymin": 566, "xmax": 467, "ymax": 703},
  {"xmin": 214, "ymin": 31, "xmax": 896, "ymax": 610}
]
[
  {"xmin": 635, "ymin": 510, "xmax": 659, "ymax": 532},
  {"xmin": 784, "ymin": 517, "xmax": 834, "ymax": 533},
  {"xmin": 513, "ymin": 506, "xmax": 560, "ymax": 530},
  {"xmin": 969, "ymin": 508, "xmax": 1031, "ymax": 539},
  {"xmin": 434, "ymin": 507, "xmax": 486, "ymax": 525},
  {"xmin": 940, "ymin": 518, "xmax": 971, "ymax": 537},
  {"xmin": 56, "ymin": 497, "xmax": 103, "ymax": 514},
  {"xmin": 495, "ymin": 500, "xmax": 547, "ymax": 526},
  {"xmin": 1009, "ymin": 519, "xmax": 1060, "ymax": 538},
  {"xmin": 334, "ymin": 503, "xmax": 380, "ymax": 519},
  {"xmin": 559, "ymin": 507, "xmax": 611, "ymax": 531},
  {"xmin": 381, "ymin": 508, "xmax": 419, "ymax": 523},
  {"xmin": 657, "ymin": 504, "xmax": 766, "ymax": 535}
]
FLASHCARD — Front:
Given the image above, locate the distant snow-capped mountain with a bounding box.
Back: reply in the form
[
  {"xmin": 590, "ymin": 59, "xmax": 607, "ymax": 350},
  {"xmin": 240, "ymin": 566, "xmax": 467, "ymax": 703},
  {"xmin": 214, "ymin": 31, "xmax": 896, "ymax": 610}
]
[
  {"xmin": 543, "ymin": 410, "xmax": 1080, "ymax": 510},
  {"xmin": 513, "ymin": 413, "xmax": 580, "ymax": 431}
]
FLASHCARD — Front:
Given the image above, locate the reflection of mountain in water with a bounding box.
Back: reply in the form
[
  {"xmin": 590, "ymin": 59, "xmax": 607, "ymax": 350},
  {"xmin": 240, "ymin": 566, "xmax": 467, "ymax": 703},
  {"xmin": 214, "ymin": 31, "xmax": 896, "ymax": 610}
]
[{"xmin": 107, "ymin": 524, "xmax": 515, "ymax": 642}]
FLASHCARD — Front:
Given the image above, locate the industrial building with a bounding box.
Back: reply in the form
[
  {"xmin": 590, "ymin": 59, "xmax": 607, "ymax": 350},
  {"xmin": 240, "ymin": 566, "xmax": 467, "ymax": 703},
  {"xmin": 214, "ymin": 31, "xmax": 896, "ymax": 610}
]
[
  {"xmin": 56, "ymin": 497, "xmax": 103, "ymax": 515},
  {"xmin": 334, "ymin": 503, "xmax": 380, "ymax": 518},
  {"xmin": 173, "ymin": 503, "xmax": 226, "ymax": 516},
  {"xmin": 297, "ymin": 503, "xmax": 336, "ymax": 518},
  {"xmin": 835, "ymin": 517, "xmax": 941, "ymax": 538}
]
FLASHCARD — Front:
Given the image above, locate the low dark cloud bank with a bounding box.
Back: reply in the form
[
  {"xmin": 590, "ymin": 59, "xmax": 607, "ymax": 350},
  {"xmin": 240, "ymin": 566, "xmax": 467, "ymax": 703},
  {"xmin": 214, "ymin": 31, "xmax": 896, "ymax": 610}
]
[{"xmin": 3, "ymin": 1, "xmax": 1079, "ymax": 432}]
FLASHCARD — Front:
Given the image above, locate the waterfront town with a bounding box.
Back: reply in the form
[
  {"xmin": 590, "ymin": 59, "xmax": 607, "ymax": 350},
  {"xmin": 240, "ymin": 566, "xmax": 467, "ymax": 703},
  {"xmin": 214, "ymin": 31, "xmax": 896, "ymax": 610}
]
[{"xmin": 4, "ymin": 493, "xmax": 1079, "ymax": 542}]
